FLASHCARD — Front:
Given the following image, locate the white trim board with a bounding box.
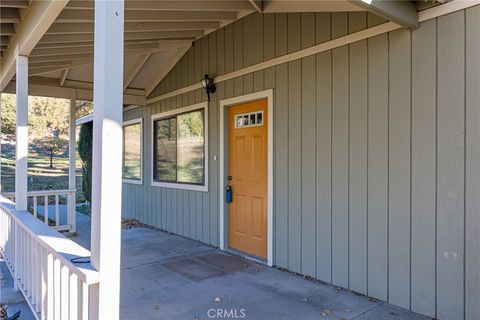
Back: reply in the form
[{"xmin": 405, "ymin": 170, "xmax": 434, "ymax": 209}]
[
  {"xmin": 146, "ymin": 0, "xmax": 479, "ymax": 105},
  {"xmin": 122, "ymin": 117, "xmax": 144, "ymax": 185},
  {"xmin": 219, "ymin": 89, "xmax": 274, "ymax": 267},
  {"xmin": 150, "ymin": 102, "xmax": 209, "ymax": 192}
]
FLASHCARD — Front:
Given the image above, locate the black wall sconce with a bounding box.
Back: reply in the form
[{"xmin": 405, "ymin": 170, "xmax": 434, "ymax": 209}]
[{"xmin": 201, "ymin": 74, "xmax": 216, "ymax": 102}]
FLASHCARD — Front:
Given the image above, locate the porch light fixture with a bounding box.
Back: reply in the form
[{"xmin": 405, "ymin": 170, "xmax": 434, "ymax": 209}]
[{"xmin": 201, "ymin": 74, "xmax": 216, "ymax": 102}]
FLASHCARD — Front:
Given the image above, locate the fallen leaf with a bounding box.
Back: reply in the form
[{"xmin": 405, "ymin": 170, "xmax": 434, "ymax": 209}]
[
  {"xmin": 302, "ymin": 298, "xmax": 308, "ymax": 302},
  {"xmin": 320, "ymin": 309, "xmax": 331, "ymax": 317},
  {"xmin": 345, "ymin": 308, "xmax": 351, "ymax": 312},
  {"xmin": 214, "ymin": 297, "xmax": 221, "ymax": 303}
]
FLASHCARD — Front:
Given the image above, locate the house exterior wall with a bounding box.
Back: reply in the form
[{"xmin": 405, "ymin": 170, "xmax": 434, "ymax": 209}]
[{"xmin": 122, "ymin": 8, "xmax": 480, "ymax": 319}]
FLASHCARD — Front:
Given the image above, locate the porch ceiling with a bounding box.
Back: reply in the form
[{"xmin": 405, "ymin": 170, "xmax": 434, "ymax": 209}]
[{"xmin": 0, "ymin": 0, "xmax": 431, "ymax": 104}]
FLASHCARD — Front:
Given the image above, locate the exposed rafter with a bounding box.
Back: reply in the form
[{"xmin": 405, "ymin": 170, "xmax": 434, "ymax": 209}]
[
  {"xmin": 38, "ymin": 30, "xmax": 201, "ymax": 44},
  {"xmin": 0, "ymin": 8, "xmax": 21, "ymax": 23},
  {"xmin": 56, "ymin": 9, "xmax": 238, "ymax": 22},
  {"xmin": 145, "ymin": 46, "xmax": 190, "ymax": 97},
  {"xmin": 248, "ymin": 0, "xmax": 263, "ymax": 12},
  {"xmin": 47, "ymin": 21, "xmax": 220, "ymax": 34},
  {"xmin": 348, "ymin": 0, "xmax": 419, "ymax": 29},
  {"xmin": 59, "ymin": 68, "xmax": 69, "ymax": 86},
  {"xmin": 31, "ymin": 40, "xmax": 191, "ymax": 56},
  {"xmin": 66, "ymin": 0, "xmax": 254, "ymax": 11},
  {"xmin": 0, "ymin": 24, "xmax": 16, "ymax": 36},
  {"xmin": 3, "ymin": 78, "xmax": 147, "ymax": 105},
  {"xmin": 124, "ymin": 53, "xmax": 151, "ymax": 90},
  {"xmin": 0, "ymin": 0, "xmax": 69, "ymax": 91},
  {"xmin": 28, "ymin": 44, "xmax": 190, "ymax": 76},
  {"xmin": 0, "ymin": 1, "xmax": 29, "ymax": 8}
]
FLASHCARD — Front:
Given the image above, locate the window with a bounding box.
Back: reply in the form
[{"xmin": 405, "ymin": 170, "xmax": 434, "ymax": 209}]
[
  {"xmin": 152, "ymin": 103, "xmax": 208, "ymax": 191},
  {"xmin": 123, "ymin": 118, "xmax": 143, "ymax": 184}
]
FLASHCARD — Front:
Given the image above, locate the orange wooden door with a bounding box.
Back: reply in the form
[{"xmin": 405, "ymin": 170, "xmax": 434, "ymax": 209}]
[{"xmin": 228, "ymin": 99, "xmax": 268, "ymax": 258}]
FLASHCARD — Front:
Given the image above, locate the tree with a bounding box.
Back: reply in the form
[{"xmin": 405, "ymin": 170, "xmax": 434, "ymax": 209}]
[
  {"xmin": 29, "ymin": 96, "xmax": 70, "ymax": 168},
  {"xmin": 78, "ymin": 122, "xmax": 93, "ymax": 204},
  {"xmin": 0, "ymin": 93, "xmax": 17, "ymax": 134}
]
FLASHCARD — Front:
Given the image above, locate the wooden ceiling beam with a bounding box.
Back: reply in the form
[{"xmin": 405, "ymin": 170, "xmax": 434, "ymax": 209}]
[
  {"xmin": 0, "ymin": 36, "xmax": 11, "ymax": 46},
  {"xmin": 39, "ymin": 31, "xmax": 200, "ymax": 44},
  {"xmin": 145, "ymin": 46, "xmax": 190, "ymax": 96},
  {"xmin": 0, "ymin": 8, "xmax": 21, "ymax": 23},
  {"xmin": 0, "ymin": 24, "xmax": 16, "ymax": 36},
  {"xmin": 0, "ymin": 1, "xmax": 29, "ymax": 9},
  {"xmin": 348, "ymin": 0, "xmax": 419, "ymax": 29},
  {"xmin": 59, "ymin": 68, "xmax": 69, "ymax": 86},
  {"xmin": 33, "ymin": 41, "xmax": 191, "ymax": 55},
  {"xmin": 34, "ymin": 39, "xmax": 191, "ymax": 50},
  {"xmin": 248, "ymin": 0, "xmax": 263, "ymax": 12},
  {"xmin": 124, "ymin": 53, "xmax": 151, "ymax": 90},
  {"xmin": 0, "ymin": 0, "xmax": 69, "ymax": 91},
  {"xmin": 66, "ymin": 1, "xmax": 252, "ymax": 11},
  {"xmin": 55, "ymin": 9, "xmax": 238, "ymax": 22},
  {"xmin": 28, "ymin": 45, "xmax": 188, "ymax": 76},
  {"xmin": 47, "ymin": 21, "xmax": 220, "ymax": 34}
]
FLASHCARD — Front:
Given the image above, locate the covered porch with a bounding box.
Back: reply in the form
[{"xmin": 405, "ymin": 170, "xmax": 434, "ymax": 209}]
[{"xmin": 1, "ymin": 0, "xmax": 479, "ymax": 319}]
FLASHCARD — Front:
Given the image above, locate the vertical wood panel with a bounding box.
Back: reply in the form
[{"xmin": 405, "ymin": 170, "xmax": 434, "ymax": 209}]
[
  {"xmin": 287, "ymin": 12, "xmax": 302, "ymax": 273},
  {"xmin": 465, "ymin": 7, "xmax": 480, "ymax": 320},
  {"xmin": 233, "ymin": 20, "xmax": 243, "ymax": 95},
  {"xmin": 331, "ymin": 12, "xmax": 349, "ymax": 288},
  {"xmin": 315, "ymin": 12, "xmax": 332, "ymax": 283},
  {"xmin": 348, "ymin": 11, "xmax": 368, "ymax": 295},
  {"xmin": 367, "ymin": 33, "xmax": 389, "ymax": 301},
  {"xmin": 300, "ymin": 11, "xmax": 316, "ymax": 278},
  {"xmin": 436, "ymin": 12, "xmax": 465, "ymax": 320},
  {"xmin": 274, "ymin": 13, "xmax": 288, "ymax": 268},
  {"xmin": 388, "ymin": 28, "xmax": 411, "ymax": 309}
]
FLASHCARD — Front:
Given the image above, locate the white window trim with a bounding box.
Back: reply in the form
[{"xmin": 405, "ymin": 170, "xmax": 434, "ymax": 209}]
[
  {"xmin": 219, "ymin": 89, "xmax": 274, "ymax": 267},
  {"xmin": 150, "ymin": 102, "xmax": 209, "ymax": 192},
  {"xmin": 122, "ymin": 118, "xmax": 143, "ymax": 185}
]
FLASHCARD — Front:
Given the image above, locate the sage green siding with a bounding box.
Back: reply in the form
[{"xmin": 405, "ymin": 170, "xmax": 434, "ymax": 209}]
[{"xmin": 123, "ymin": 8, "xmax": 480, "ymax": 319}]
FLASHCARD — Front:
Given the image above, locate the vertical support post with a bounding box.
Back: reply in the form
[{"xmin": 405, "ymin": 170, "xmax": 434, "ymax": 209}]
[
  {"xmin": 68, "ymin": 90, "xmax": 77, "ymax": 233},
  {"xmin": 15, "ymin": 55, "xmax": 28, "ymax": 211},
  {"xmin": 90, "ymin": 1, "xmax": 124, "ymax": 319},
  {"xmin": 0, "ymin": 93, "xmax": 2, "ymax": 192}
]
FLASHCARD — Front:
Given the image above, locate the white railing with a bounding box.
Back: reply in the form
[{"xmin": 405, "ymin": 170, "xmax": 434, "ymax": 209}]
[
  {"xmin": 2, "ymin": 189, "xmax": 76, "ymax": 233},
  {"xmin": 0, "ymin": 195, "xmax": 99, "ymax": 320}
]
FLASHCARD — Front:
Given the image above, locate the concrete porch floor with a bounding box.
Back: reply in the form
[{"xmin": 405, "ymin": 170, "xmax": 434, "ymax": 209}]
[
  {"xmin": 1, "ymin": 213, "xmax": 432, "ymax": 320},
  {"xmin": 72, "ymin": 215, "xmax": 431, "ymax": 320}
]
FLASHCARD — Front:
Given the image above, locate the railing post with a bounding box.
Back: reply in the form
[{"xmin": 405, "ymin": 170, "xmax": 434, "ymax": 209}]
[
  {"xmin": 90, "ymin": 1, "xmax": 124, "ymax": 319},
  {"xmin": 13, "ymin": 221, "xmax": 19, "ymax": 291},
  {"xmin": 15, "ymin": 55, "xmax": 28, "ymax": 211},
  {"xmin": 68, "ymin": 89, "xmax": 77, "ymax": 233}
]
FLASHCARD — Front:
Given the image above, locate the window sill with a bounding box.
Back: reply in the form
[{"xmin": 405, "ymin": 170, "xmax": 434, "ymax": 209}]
[
  {"xmin": 123, "ymin": 178, "xmax": 143, "ymax": 185},
  {"xmin": 151, "ymin": 181, "xmax": 208, "ymax": 192}
]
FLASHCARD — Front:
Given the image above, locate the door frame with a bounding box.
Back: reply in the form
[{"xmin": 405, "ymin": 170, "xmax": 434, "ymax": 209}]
[{"xmin": 219, "ymin": 89, "xmax": 273, "ymax": 266}]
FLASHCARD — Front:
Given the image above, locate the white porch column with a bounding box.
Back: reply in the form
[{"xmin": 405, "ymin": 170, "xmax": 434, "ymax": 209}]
[
  {"xmin": 90, "ymin": 0, "xmax": 124, "ymax": 319},
  {"xmin": 0, "ymin": 94, "xmax": 2, "ymax": 192},
  {"xmin": 15, "ymin": 55, "xmax": 28, "ymax": 211},
  {"xmin": 68, "ymin": 89, "xmax": 77, "ymax": 233}
]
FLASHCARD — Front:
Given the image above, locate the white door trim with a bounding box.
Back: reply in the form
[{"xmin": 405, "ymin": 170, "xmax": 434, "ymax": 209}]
[{"xmin": 219, "ymin": 89, "xmax": 274, "ymax": 267}]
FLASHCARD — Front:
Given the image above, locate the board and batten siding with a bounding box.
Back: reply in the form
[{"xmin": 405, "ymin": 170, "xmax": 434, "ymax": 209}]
[{"xmin": 122, "ymin": 8, "xmax": 480, "ymax": 320}]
